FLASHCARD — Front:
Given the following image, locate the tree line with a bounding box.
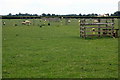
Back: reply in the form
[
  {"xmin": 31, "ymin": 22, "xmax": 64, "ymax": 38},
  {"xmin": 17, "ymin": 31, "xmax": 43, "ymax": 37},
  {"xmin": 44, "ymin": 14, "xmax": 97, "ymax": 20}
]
[{"xmin": 6, "ymin": 11, "xmax": 120, "ymax": 17}]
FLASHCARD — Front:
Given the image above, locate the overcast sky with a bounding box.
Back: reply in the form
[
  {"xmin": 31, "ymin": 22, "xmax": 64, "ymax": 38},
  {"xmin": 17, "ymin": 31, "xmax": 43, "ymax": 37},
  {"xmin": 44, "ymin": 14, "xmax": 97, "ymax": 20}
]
[{"xmin": 0, "ymin": 0, "xmax": 119, "ymax": 15}]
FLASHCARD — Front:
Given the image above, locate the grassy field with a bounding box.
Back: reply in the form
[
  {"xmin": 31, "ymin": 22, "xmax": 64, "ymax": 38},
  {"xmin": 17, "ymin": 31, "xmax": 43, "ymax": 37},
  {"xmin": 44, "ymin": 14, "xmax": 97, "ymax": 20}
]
[{"xmin": 2, "ymin": 19, "xmax": 118, "ymax": 78}]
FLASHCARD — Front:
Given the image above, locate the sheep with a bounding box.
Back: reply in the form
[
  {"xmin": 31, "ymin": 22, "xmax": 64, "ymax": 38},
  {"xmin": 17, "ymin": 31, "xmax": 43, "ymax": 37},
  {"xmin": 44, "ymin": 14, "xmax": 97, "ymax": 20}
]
[
  {"xmin": 25, "ymin": 20, "xmax": 31, "ymax": 25},
  {"xmin": 3, "ymin": 22, "xmax": 6, "ymax": 25},
  {"xmin": 68, "ymin": 20, "xmax": 71, "ymax": 23},
  {"xmin": 21, "ymin": 20, "xmax": 31, "ymax": 25},
  {"xmin": 93, "ymin": 19, "xmax": 99, "ymax": 23},
  {"xmin": 21, "ymin": 21, "xmax": 26, "ymax": 25}
]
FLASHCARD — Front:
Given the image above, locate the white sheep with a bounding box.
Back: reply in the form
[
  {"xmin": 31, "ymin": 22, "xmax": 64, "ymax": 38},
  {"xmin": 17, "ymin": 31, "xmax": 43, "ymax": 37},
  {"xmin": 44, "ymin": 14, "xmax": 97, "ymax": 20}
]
[
  {"xmin": 78, "ymin": 20, "xmax": 80, "ymax": 23},
  {"xmin": 21, "ymin": 21, "xmax": 26, "ymax": 25},
  {"xmin": 93, "ymin": 19, "xmax": 99, "ymax": 23},
  {"xmin": 68, "ymin": 20, "xmax": 71, "ymax": 23},
  {"xmin": 3, "ymin": 22, "xmax": 6, "ymax": 25},
  {"xmin": 21, "ymin": 20, "xmax": 31, "ymax": 25}
]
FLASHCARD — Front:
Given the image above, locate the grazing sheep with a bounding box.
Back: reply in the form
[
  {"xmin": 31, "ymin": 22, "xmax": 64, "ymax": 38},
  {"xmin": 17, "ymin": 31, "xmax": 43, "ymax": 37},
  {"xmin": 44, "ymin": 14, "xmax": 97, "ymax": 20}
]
[
  {"xmin": 22, "ymin": 21, "xmax": 26, "ymax": 25},
  {"xmin": 21, "ymin": 20, "xmax": 31, "ymax": 25},
  {"xmin": 78, "ymin": 20, "xmax": 80, "ymax": 23},
  {"xmin": 25, "ymin": 20, "xmax": 31, "ymax": 25},
  {"xmin": 93, "ymin": 19, "xmax": 99, "ymax": 23},
  {"xmin": 3, "ymin": 22, "xmax": 6, "ymax": 25},
  {"xmin": 68, "ymin": 20, "xmax": 71, "ymax": 23}
]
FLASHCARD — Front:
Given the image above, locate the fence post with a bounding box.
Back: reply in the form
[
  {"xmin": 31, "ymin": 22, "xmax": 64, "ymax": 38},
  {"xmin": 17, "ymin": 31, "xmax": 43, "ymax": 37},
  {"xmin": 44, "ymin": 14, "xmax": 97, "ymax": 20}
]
[
  {"xmin": 112, "ymin": 18, "xmax": 114, "ymax": 37},
  {"xmin": 98, "ymin": 19, "xmax": 101, "ymax": 37}
]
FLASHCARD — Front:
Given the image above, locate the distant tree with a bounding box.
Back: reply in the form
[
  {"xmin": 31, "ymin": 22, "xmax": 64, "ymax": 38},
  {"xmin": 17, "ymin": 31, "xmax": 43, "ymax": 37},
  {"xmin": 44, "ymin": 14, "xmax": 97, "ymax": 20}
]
[
  {"xmin": 52, "ymin": 14, "xmax": 56, "ymax": 16},
  {"xmin": 47, "ymin": 13, "xmax": 51, "ymax": 16},
  {"xmin": 8, "ymin": 13, "xmax": 12, "ymax": 16},
  {"xmin": 111, "ymin": 14, "xmax": 114, "ymax": 16},
  {"xmin": 18, "ymin": 13, "xmax": 22, "ymax": 16},
  {"xmin": 16, "ymin": 14, "xmax": 19, "ymax": 16},
  {"xmin": 42, "ymin": 13, "xmax": 46, "ymax": 16},
  {"xmin": 25, "ymin": 13, "xmax": 28, "ymax": 16},
  {"xmin": 33, "ymin": 14, "xmax": 38, "ymax": 16},
  {"xmin": 111, "ymin": 11, "xmax": 120, "ymax": 16},
  {"xmin": 94, "ymin": 14, "xmax": 98, "ymax": 16},
  {"xmin": 105, "ymin": 13, "xmax": 109, "ymax": 16},
  {"xmin": 79, "ymin": 13, "xmax": 82, "ymax": 16},
  {"xmin": 114, "ymin": 11, "xmax": 120, "ymax": 16},
  {"xmin": 82, "ymin": 14, "xmax": 86, "ymax": 16},
  {"xmin": 91, "ymin": 13, "xmax": 95, "ymax": 16}
]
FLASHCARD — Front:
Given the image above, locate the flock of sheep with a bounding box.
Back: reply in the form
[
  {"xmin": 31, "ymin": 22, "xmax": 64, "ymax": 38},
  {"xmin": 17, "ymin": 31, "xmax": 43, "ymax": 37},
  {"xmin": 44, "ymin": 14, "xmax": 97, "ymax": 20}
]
[{"xmin": 2, "ymin": 18, "xmax": 100, "ymax": 27}]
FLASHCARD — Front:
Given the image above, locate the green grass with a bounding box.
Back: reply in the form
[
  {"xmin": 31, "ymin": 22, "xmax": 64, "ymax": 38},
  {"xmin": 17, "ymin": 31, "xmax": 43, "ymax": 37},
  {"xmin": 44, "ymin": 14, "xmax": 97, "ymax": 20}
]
[{"xmin": 2, "ymin": 19, "xmax": 118, "ymax": 78}]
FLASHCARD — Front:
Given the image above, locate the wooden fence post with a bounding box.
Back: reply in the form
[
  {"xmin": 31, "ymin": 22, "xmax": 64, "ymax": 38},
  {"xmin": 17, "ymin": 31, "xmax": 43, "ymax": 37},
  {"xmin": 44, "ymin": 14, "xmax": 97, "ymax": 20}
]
[{"xmin": 98, "ymin": 19, "xmax": 101, "ymax": 37}]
